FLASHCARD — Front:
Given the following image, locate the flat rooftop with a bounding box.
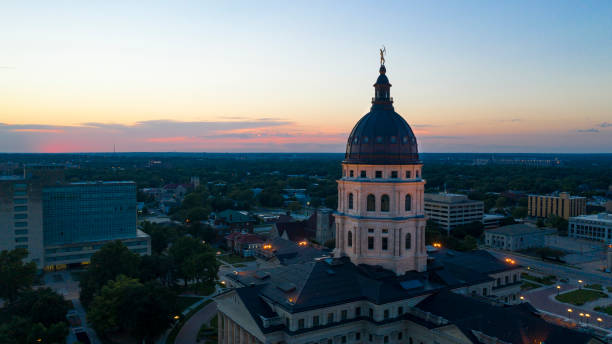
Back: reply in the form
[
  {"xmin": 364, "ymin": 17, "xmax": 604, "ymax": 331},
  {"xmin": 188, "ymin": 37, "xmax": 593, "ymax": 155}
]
[
  {"xmin": 424, "ymin": 192, "xmax": 482, "ymax": 204},
  {"xmin": 571, "ymin": 213, "xmax": 612, "ymax": 225},
  {"xmin": 486, "ymin": 223, "xmax": 553, "ymax": 236}
]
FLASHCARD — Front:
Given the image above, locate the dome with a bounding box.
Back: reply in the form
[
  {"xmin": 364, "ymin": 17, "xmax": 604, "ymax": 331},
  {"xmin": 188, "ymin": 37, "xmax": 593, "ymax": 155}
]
[{"xmin": 344, "ymin": 65, "xmax": 419, "ymax": 165}]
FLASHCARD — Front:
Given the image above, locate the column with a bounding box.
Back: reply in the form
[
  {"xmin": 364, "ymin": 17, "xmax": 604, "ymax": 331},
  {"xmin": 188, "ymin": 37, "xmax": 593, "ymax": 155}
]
[
  {"xmin": 218, "ymin": 313, "xmax": 224, "ymax": 344},
  {"xmin": 224, "ymin": 315, "xmax": 230, "ymax": 344}
]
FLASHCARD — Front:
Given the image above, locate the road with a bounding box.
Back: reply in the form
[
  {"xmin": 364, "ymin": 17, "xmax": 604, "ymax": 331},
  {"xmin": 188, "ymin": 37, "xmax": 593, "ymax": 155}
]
[
  {"xmin": 486, "ymin": 249, "xmax": 612, "ymax": 286},
  {"xmin": 175, "ymin": 301, "xmax": 217, "ymax": 343},
  {"xmin": 524, "ymin": 284, "xmax": 612, "ymax": 331}
]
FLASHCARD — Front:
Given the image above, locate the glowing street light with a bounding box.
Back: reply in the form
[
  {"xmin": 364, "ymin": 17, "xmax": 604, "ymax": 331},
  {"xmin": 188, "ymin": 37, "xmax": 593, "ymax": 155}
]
[
  {"xmin": 597, "ymin": 317, "xmax": 603, "ymax": 323},
  {"xmin": 432, "ymin": 242, "xmax": 442, "ymax": 248},
  {"xmin": 567, "ymin": 308, "xmax": 573, "ymax": 320},
  {"xmin": 556, "ymin": 285, "xmax": 561, "ymax": 295},
  {"xmin": 173, "ymin": 315, "xmax": 180, "ymax": 320},
  {"xmin": 519, "ymin": 296, "xmax": 525, "ymax": 301},
  {"xmin": 578, "ymin": 280, "xmax": 583, "ymax": 289}
]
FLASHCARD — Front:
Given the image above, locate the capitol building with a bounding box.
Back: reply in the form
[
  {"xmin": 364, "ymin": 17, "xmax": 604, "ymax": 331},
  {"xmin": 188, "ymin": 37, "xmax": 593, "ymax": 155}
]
[{"xmin": 214, "ymin": 62, "xmax": 600, "ymax": 344}]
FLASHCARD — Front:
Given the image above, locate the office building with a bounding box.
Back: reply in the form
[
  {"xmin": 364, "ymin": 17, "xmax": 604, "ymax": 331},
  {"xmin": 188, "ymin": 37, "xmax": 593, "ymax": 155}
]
[
  {"xmin": 569, "ymin": 213, "xmax": 612, "ymax": 243},
  {"xmin": 43, "ymin": 181, "xmax": 150, "ymax": 269},
  {"xmin": 0, "ymin": 165, "xmax": 65, "ymax": 268},
  {"xmin": 213, "ymin": 62, "xmax": 598, "ymax": 344},
  {"xmin": 528, "ymin": 192, "xmax": 586, "ymax": 220},
  {"xmin": 424, "ymin": 193, "xmax": 484, "ymax": 233},
  {"xmin": 0, "ymin": 166, "xmax": 150, "ymax": 269}
]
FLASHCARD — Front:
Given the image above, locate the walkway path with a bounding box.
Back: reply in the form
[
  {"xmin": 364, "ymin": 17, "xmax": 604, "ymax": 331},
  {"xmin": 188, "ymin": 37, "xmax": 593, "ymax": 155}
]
[
  {"xmin": 524, "ymin": 284, "xmax": 612, "ymax": 330},
  {"xmin": 175, "ymin": 301, "xmax": 217, "ymax": 343}
]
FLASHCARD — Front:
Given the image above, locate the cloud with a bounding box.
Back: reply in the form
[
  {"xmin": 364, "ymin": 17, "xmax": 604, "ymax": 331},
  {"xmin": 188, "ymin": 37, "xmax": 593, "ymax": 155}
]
[
  {"xmin": 0, "ymin": 118, "xmax": 348, "ymax": 153},
  {"xmin": 498, "ymin": 118, "xmax": 522, "ymax": 123},
  {"xmin": 420, "ymin": 135, "xmax": 464, "ymax": 140},
  {"xmin": 599, "ymin": 122, "xmax": 612, "ymax": 128},
  {"xmin": 576, "ymin": 128, "xmax": 599, "ymax": 133},
  {"xmin": 412, "ymin": 124, "xmax": 437, "ymax": 128}
]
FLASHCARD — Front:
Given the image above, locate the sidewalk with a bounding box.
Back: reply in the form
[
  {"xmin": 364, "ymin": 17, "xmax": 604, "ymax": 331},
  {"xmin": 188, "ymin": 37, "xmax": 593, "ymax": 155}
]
[{"xmin": 175, "ymin": 301, "xmax": 217, "ymax": 343}]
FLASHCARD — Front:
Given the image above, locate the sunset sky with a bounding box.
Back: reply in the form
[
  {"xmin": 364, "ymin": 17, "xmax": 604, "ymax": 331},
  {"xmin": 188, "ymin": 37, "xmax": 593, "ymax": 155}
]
[{"xmin": 1, "ymin": 1, "xmax": 611, "ymax": 153}]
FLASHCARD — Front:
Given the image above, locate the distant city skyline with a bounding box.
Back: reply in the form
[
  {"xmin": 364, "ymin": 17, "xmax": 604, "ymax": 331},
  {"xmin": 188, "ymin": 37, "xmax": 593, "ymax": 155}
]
[{"xmin": 1, "ymin": 1, "xmax": 611, "ymax": 153}]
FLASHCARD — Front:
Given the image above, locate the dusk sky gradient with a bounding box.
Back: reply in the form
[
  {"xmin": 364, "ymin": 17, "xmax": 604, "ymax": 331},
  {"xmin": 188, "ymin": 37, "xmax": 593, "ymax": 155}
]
[{"xmin": 1, "ymin": 1, "xmax": 611, "ymax": 153}]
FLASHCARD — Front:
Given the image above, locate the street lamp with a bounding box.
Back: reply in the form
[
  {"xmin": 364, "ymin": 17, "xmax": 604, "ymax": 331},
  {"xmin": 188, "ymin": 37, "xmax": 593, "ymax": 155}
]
[
  {"xmin": 556, "ymin": 285, "xmax": 561, "ymax": 296},
  {"xmin": 579, "ymin": 313, "xmax": 585, "ymax": 324},
  {"xmin": 520, "ymin": 296, "xmax": 525, "ymax": 301},
  {"xmin": 597, "ymin": 317, "xmax": 603, "ymax": 324},
  {"xmin": 567, "ymin": 308, "xmax": 573, "ymax": 320},
  {"xmin": 586, "ymin": 313, "xmax": 591, "ymax": 325},
  {"xmin": 578, "ymin": 280, "xmax": 583, "ymax": 289}
]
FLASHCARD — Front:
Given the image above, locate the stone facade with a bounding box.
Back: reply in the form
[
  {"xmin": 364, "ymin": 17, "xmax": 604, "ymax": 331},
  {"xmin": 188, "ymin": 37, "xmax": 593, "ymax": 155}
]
[{"xmin": 335, "ymin": 164, "xmax": 427, "ymax": 274}]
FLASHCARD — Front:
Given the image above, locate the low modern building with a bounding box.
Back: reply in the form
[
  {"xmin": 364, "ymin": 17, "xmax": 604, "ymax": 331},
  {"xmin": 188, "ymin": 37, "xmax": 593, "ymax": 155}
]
[
  {"xmin": 528, "ymin": 192, "xmax": 586, "ymax": 220},
  {"xmin": 482, "ymin": 213, "xmax": 506, "ymax": 230},
  {"xmin": 424, "ymin": 193, "xmax": 484, "ymax": 233},
  {"xmin": 569, "ymin": 213, "xmax": 612, "ymax": 243},
  {"xmin": 484, "ymin": 224, "xmax": 555, "ymax": 251}
]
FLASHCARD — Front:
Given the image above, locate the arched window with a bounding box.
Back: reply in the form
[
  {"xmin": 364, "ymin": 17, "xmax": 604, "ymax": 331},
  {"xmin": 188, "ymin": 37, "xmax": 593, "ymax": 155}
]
[
  {"xmin": 367, "ymin": 194, "xmax": 375, "ymax": 211},
  {"xmin": 405, "ymin": 233, "xmax": 412, "ymax": 250},
  {"xmin": 348, "ymin": 193, "xmax": 354, "ymax": 209},
  {"xmin": 405, "ymin": 194, "xmax": 412, "ymax": 211},
  {"xmin": 381, "ymin": 195, "xmax": 390, "ymax": 212},
  {"xmin": 347, "ymin": 231, "xmax": 352, "ymax": 247}
]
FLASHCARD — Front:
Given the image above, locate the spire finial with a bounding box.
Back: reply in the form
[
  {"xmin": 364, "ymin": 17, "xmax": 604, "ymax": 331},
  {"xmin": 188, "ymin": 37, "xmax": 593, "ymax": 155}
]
[{"xmin": 379, "ymin": 46, "xmax": 386, "ymax": 66}]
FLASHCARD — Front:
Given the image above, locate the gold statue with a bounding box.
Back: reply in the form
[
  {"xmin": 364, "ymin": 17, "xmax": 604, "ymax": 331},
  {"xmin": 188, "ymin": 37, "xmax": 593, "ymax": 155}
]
[{"xmin": 380, "ymin": 46, "xmax": 386, "ymax": 65}]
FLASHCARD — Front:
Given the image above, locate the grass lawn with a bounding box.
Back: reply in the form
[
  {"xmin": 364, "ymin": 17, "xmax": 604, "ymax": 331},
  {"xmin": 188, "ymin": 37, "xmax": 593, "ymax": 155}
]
[
  {"xmin": 586, "ymin": 284, "xmax": 604, "ymax": 291},
  {"xmin": 521, "ymin": 273, "xmax": 556, "ymax": 285},
  {"xmin": 219, "ymin": 254, "xmax": 255, "ymax": 264},
  {"xmin": 521, "ymin": 282, "xmax": 540, "ymax": 291},
  {"xmin": 177, "ymin": 296, "xmax": 201, "ymax": 312},
  {"xmin": 556, "ymin": 289, "xmax": 608, "ymax": 306},
  {"xmin": 595, "ymin": 305, "xmax": 612, "ymax": 315},
  {"xmin": 607, "ymin": 286, "xmax": 612, "ymax": 293}
]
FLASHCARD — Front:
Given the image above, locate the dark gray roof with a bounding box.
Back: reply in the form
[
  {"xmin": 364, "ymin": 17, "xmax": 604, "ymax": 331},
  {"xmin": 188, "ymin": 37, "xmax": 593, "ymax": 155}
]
[
  {"xmin": 344, "ymin": 65, "xmax": 419, "ymax": 165},
  {"xmin": 429, "ymin": 249, "xmax": 521, "ymax": 275},
  {"xmin": 417, "ymin": 291, "xmax": 601, "ymax": 344},
  {"xmin": 487, "ymin": 223, "xmax": 550, "ymax": 236},
  {"xmin": 268, "ymin": 237, "xmax": 330, "ymax": 265},
  {"xmin": 229, "ymin": 258, "xmax": 448, "ymax": 313}
]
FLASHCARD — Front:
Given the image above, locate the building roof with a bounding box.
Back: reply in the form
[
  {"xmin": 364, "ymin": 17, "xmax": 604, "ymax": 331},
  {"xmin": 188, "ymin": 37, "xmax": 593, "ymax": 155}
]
[
  {"xmin": 424, "ymin": 192, "xmax": 482, "ymax": 204},
  {"xmin": 228, "ymin": 258, "xmax": 447, "ymax": 314},
  {"xmin": 486, "ymin": 223, "xmax": 552, "ymax": 236},
  {"xmin": 428, "ymin": 249, "xmax": 521, "ymax": 275},
  {"xmin": 417, "ymin": 291, "xmax": 600, "ymax": 344},
  {"xmin": 344, "ymin": 65, "xmax": 419, "ymax": 165},
  {"xmin": 265, "ymin": 237, "xmax": 330, "ymax": 265},
  {"xmin": 235, "ymin": 233, "xmax": 264, "ymax": 245},
  {"xmin": 274, "ymin": 221, "xmax": 315, "ymax": 242},
  {"xmin": 571, "ymin": 213, "xmax": 612, "ymax": 225}
]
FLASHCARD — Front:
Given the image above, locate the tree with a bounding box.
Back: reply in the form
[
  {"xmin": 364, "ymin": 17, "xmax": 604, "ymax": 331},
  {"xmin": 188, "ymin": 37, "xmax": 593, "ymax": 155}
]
[
  {"xmin": 511, "ymin": 206, "xmax": 527, "ymax": 219},
  {"xmin": 87, "ymin": 275, "xmax": 142, "ymax": 337},
  {"xmin": 139, "ymin": 254, "xmax": 174, "ymax": 286},
  {"xmin": 187, "ymin": 207, "xmax": 209, "ymax": 222},
  {"xmin": 324, "ymin": 239, "xmax": 335, "ymax": 250},
  {"xmin": 169, "ymin": 237, "xmax": 218, "ymax": 287},
  {"xmin": 119, "ymin": 282, "xmax": 178, "ymax": 343},
  {"xmin": 80, "ymin": 241, "xmax": 141, "ymax": 307},
  {"xmin": 87, "ymin": 276, "xmax": 177, "ymax": 343},
  {"xmin": 9, "ymin": 288, "xmax": 71, "ymax": 327},
  {"xmin": 0, "ymin": 248, "xmax": 36, "ymax": 303}
]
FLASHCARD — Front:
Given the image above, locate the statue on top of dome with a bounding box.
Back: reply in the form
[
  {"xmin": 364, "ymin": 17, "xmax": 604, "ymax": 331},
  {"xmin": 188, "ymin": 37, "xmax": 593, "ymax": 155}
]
[{"xmin": 379, "ymin": 46, "xmax": 386, "ymax": 65}]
